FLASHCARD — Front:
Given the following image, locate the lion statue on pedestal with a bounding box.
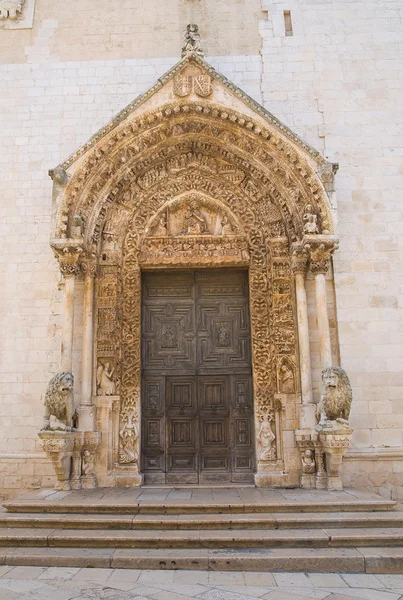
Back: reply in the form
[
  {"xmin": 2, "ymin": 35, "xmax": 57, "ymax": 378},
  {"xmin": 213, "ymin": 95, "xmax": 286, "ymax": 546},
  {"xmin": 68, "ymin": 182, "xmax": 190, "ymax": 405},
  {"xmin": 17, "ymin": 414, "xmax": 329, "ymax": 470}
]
[
  {"xmin": 42, "ymin": 372, "xmax": 75, "ymax": 431},
  {"xmin": 316, "ymin": 367, "xmax": 352, "ymax": 429}
]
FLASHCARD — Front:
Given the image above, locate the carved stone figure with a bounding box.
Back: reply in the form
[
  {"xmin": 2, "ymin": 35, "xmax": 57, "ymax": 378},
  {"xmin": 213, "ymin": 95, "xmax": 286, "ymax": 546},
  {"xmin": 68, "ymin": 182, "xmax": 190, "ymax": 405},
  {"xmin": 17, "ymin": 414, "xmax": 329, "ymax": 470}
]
[
  {"xmin": 220, "ymin": 215, "xmax": 233, "ymax": 235},
  {"xmin": 257, "ymin": 413, "xmax": 276, "ymax": 462},
  {"xmin": 82, "ymin": 450, "xmax": 95, "ymax": 476},
  {"xmin": 183, "ymin": 205, "xmax": 207, "ymax": 235},
  {"xmin": 119, "ymin": 411, "xmax": 139, "ymax": 464},
  {"xmin": 42, "ymin": 372, "xmax": 75, "ymax": 431},
  {"xmin": 316, "ymin": 366, "xmax": 353, "ymax": 428},
  {"xmin": 303, "ymin": 204, "xmax": 319, "ymax": 234},
  {"xmin": 96, "ymin": 362, "xmax": 116, "ymax": 396},
  {"xmin": 302, "ymin": 449, "xmax": 316, "ymax": 474},
  {"xmin": 71, "ymin": 214, "xmax": 84, "ymax": 239},
  {"xmin": 181, "ymin": 24, "xmax": 204, "ymax": 58},
  {"xmin": 279, "ymin": 363, "xmax": 294, "ymax": 393},
  {"xmin": 0, "ymin": 0, "xmax": 23, "ymax": 20},
  {"xmin": 154, "ymin": 212, "xmax": 168, "ymax": 236}
]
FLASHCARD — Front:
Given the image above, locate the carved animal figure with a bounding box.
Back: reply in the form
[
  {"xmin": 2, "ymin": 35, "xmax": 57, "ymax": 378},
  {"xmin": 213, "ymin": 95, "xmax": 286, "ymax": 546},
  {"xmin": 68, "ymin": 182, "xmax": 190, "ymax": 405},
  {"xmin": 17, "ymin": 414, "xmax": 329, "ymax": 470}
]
[
  {"xmin": 43, "ymin": 372, "xmax": 75, "ymax": 431},
  {"xmin": 316, "ymin": 367, "xmax": 352, "ymax": 426}
]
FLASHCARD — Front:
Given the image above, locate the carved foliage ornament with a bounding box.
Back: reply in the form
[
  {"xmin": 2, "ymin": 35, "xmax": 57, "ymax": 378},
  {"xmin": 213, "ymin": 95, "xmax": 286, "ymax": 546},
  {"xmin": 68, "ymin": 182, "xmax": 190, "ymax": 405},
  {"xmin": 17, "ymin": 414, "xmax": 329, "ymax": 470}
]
[{"xmin": 0, "ymin": 0, "xmax": 23, "ymax": 20}]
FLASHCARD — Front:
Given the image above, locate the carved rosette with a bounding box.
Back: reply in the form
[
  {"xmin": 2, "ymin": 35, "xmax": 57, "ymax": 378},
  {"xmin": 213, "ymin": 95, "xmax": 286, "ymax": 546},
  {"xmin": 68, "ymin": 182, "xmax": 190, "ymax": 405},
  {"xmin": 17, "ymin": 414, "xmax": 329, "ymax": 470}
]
[
  {"xmin": 303, "ymin": 235, "xmax": 339, "ymax": 275},
  {"xmin": 51, "ymin": 239, "xmax": 83, "ymax": 278}
]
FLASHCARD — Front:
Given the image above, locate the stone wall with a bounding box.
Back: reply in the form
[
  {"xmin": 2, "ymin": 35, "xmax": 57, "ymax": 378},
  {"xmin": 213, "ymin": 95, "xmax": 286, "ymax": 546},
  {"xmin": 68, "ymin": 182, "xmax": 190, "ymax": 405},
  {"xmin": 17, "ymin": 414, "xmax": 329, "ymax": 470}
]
[{"xmin": 0, "ymin": 0, "xmax": 402, "ymax": 497}]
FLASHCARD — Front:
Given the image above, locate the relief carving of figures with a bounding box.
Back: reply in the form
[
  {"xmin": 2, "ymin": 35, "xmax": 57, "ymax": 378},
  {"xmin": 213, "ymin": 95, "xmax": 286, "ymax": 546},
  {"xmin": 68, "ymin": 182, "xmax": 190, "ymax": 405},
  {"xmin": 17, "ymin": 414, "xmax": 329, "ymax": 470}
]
[
  {"xmin": 257, "ymin": 413, "xmax": 276, "ymax": 463},
  {"xmin": 278, "ymin": 360, "xmax": 295, "ymax": 394},
  {"xmin": 302, "ymin": 449, "xmax": 316, "ymax": 474},
  {"xmin": 303, "ymin": 204, "xmax": 319, "ymax": 234},
  {"xmin": 183, "ymin": 204, "xmax": 207, "ymax": 235},
  {"xmin": 220, "ymin": 215, "xmax": 233, "ymax": 235},
  {"xmin": 96, "ymin": 361, "xmax": 116, "ymax": 396},
  {"xmin": 0, "ymin": 0, "xmax": 23, "ymax": 20},
  {"xmin": 153, "ymin": 212, "xmax": 168, "ymax": 236},
  {"xmin": 82, "ymin": 450, "xmax": 95, "ymax": 476},
  {"xmin": 119, "ymin": 411, "xmax": 139, "ymax": 464}
]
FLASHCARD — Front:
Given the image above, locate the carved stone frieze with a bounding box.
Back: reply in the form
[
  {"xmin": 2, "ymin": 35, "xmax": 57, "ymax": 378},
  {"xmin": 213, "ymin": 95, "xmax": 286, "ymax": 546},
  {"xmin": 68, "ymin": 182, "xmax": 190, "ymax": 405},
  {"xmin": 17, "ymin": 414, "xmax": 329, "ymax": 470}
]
[{"xmin": 54, "ymin": 103, "xmax": 332, "ymax": 243}]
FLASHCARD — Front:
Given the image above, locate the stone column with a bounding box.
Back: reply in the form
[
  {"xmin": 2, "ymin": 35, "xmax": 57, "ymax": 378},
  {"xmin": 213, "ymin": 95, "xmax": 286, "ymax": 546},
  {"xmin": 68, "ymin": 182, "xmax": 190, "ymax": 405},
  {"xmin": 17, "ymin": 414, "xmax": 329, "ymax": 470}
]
[
  {"xmin": 51, "ymin": 240, "xmax": 83, "ymax": 374},
  {"xmin": 303, "ymin": 236, "xmax": 339, "ymax": 372},
  {"xmin": 77, "ymin": 254, "xmax": 97, "ymax": 432},
  {"xmin": 291, "ymin": 244, "xmax": 315, "ymax": 428}
]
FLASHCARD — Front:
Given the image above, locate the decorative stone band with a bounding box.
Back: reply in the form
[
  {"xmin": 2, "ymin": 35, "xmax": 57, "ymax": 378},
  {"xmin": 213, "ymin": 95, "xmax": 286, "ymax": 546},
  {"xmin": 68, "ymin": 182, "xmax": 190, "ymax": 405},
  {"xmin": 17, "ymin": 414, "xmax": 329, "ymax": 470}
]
[
  {"xmin": 302, "ymin": 234, "xmax": 339, "ymax": 275},
  {"xmin": 51, "ymin": 238, "xmax": 84, "ymax": 277}
]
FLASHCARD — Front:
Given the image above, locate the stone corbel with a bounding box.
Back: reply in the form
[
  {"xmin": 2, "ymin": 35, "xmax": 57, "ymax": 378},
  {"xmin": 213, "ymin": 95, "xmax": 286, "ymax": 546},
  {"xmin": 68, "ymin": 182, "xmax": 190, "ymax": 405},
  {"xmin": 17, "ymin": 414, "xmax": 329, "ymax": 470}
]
[{"xmin": 38, "ymin": 431, "xmax": 79, "ymax": 491}]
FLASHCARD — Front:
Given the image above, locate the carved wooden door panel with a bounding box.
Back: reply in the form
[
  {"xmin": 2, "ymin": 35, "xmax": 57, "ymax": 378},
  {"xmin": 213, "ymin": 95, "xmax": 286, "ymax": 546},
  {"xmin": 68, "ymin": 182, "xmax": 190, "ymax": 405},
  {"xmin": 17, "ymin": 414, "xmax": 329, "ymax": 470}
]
[{"xmin": 141, "ymin": 270, "xmax": 254, "ymax": 484}]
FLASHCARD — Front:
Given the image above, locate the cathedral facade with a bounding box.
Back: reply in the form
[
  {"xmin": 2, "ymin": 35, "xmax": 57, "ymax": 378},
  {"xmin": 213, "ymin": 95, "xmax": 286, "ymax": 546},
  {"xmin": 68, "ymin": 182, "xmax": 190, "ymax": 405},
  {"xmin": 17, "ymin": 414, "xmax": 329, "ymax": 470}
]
[{"xmin": 1, "ymin": 0, "xmax": 402, "ymax": 498}]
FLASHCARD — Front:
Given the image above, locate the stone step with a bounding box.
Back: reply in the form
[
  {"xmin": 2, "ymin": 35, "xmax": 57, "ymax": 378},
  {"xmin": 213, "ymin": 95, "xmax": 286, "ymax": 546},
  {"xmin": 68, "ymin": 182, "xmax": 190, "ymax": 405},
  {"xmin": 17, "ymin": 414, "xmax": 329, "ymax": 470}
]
[
  {"xmin": 0, "ymin": 526, "xmax": 403, "ymax": 549},
  {"xmin": 1, "ymin": 545, "xmax": 403, "ymax": 573},
  {"xmin": 3, "ymin": 498, "xmax": 396, "ymax": 514},
  {"xmin": 1, "ymin": 511, "xmax": 403, "ymax": 530}
]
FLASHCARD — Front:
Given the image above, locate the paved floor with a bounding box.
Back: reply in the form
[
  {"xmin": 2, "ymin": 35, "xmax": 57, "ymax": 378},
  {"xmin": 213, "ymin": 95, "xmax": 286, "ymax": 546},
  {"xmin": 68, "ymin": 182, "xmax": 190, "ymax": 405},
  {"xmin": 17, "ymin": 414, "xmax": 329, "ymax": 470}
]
[
  {"xmin": 6, "ymin": 486, "xmax": 385, "ymax": 507},
  {"xmin": 1, "ymin": 566, "xmax": 403, "ymax": 600}
]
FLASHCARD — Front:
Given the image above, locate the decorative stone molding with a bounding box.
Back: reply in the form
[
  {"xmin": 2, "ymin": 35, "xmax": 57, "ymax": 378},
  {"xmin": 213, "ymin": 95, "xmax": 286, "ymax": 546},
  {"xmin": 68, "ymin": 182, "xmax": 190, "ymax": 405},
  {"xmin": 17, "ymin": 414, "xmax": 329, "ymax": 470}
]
[
  {"xmin": 0, "ymin": 0, "xmax": 35, "ymax": 29},
  {"xmin": 51, "ymin": 239, "xmax": 83, "ymax": 278},
  {"xmin": 302, "ymin": 234, "xmax": 339, "ymax": 275}
]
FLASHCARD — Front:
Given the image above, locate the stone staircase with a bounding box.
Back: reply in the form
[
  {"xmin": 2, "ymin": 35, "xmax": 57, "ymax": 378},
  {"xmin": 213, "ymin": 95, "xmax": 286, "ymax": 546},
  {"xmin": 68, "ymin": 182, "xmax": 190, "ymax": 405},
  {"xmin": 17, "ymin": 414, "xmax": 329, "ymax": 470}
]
[{"xmin": 1, "ymin": 487, "xmax": 403, "ymax": 573}]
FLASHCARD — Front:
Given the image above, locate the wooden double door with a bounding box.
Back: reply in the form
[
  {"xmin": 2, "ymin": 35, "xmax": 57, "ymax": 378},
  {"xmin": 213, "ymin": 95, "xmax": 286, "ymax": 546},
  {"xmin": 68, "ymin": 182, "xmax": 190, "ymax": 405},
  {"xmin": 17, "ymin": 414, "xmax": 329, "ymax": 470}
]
[{"xmin": 141, "ymin": 269, "xmax": 255, "ymax": 484}]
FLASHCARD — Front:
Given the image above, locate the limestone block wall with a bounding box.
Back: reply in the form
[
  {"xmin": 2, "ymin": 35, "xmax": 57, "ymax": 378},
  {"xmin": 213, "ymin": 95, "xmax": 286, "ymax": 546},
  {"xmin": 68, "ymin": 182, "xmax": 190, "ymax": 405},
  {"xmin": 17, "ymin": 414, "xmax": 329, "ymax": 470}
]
[{"xmin": 0, "ymin": 0, "xmax": 402, "ymax": 497}]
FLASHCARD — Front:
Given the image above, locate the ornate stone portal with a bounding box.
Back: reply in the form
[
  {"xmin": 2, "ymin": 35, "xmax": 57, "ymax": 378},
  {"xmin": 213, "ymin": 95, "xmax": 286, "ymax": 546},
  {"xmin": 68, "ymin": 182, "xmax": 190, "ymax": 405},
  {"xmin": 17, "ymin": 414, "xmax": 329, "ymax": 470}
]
[{"xmin": 43, "ymin": 36, "xmax": 352, "ymax": 489}]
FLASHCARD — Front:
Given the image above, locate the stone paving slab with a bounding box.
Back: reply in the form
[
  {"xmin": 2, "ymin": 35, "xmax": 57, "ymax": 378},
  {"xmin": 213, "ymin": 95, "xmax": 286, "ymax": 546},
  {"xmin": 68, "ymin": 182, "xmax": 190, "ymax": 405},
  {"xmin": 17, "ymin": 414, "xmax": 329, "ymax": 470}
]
[{"xmin": 1, "ymin": 567, "xmax": 403, "ymax": 600}]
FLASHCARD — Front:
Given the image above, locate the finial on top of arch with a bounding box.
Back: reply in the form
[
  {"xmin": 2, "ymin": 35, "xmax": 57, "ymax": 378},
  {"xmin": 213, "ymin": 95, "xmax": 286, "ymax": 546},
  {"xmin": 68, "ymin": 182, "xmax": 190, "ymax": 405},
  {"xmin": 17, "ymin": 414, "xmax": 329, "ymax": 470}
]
[{"xmin": 182, "ymin": 24, "xmax": 204, "ymax": 58}]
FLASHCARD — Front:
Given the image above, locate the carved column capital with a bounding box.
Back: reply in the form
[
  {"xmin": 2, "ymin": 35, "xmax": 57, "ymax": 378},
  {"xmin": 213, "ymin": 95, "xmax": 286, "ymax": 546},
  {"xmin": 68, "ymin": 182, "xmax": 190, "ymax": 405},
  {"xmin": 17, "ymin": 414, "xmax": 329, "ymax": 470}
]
[
  {"xmin": 291, "ymin": 243, "xmax": 309, "ymax": 276},
  {"xmin": 51, "ymin": 239, "xmax": 84, "ymax": 278},
  {"xmin": 81, "ymin": 253, "xmax": 98, "ymax": 278},
  {"xmin": 302, "ymin": 235, "xmax": 339, "ymax": 275}
]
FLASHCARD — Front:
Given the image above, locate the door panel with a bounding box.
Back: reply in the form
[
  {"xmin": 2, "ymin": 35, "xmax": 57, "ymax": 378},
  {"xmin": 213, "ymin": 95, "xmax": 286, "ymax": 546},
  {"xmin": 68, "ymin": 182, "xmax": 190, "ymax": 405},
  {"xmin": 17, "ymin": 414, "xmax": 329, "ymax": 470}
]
[{"xmin": 141, "ymin": 270, "xmax": 254, "ymax": 483}]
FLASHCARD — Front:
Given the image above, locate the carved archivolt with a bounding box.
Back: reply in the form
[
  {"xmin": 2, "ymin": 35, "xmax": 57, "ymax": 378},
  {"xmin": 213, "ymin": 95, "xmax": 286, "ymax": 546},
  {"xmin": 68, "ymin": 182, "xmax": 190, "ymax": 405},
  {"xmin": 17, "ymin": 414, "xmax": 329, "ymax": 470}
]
[{"xmin": 51, "ymin": 96, "xmax": 335, "ymax": 476}]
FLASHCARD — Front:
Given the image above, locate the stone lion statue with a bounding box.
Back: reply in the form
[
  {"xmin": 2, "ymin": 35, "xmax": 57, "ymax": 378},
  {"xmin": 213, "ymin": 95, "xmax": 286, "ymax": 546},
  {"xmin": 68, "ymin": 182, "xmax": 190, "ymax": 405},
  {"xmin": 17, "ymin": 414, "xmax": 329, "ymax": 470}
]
[
  {"xmin": 316, "ymin": 366, "xmax": 352, "ymax": 428},
  {"xmin": 42, "ymin": 372, "xmax": 75, "ymax": 431}
]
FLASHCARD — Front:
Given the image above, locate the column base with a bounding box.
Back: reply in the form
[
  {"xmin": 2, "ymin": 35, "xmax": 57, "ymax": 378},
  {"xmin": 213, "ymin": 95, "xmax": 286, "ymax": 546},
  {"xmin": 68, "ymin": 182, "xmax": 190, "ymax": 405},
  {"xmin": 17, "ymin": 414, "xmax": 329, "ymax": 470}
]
[{"xmin": 114, "ymin": 473, "xmax": 144, "ymax": 488}]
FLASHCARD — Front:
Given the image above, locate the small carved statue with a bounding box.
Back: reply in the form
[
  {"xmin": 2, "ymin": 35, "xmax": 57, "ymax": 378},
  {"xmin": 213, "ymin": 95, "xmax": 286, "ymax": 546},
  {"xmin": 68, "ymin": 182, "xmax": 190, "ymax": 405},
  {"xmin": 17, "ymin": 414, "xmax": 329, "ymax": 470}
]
[
  {"xmin": 96, "ymin": 362, "xmax": 116, "ymax": 396},
  {"xmin": 154, "ymin": 212, "xmax": 168, "ymax": 236},
  {"xmin": 181, "ymin": 24, "xmax": 204, "ymax": 58},
  {"xmin": 302, "ymin": 449, "xmax": 316, "ymax": 474},
  {"xmin": 303, "ymin": 204, "xmax": 319, "ymax": 234},
  {"xmin": 279, "ymin": 363, "xmax": 295, "ymax": 393},
  {"xmin": 220, "ymin": 215, "xmax": 233, "ymax": 236},
  {"xmin": 119, "ymin": 411, "xmax": 139, "ymax": 464},
  {"xmin": 71, "ymin": 214, "xmax": 84, "ymax": 239},
  {"xmin": 217, "ymin": 324, "xmax": 230, "ymax": 347},
  {"xmin": 316, "ymin": 366, "xmax": 353, "ymax": 428},
  {"xmin": 257, "ymin": 413, "xmax": 276, "ymax": 462},
  {"xmin": 82, "ymin": 450, "xmax": 95, "ymax": 477},
  {"xmin": 162, "ymin": 324, "xmax": 178, "ymax": 348},
  {"xmin": 42, "ymin": 372, "xmax": 75, "ymax": 431},
  {"xmin": 184, "ymin": 205, "xmax": 207, "ymax": 235},
  {"xmin": 0, "ymin": 0, "xmax": 23, "ymax": 20}
]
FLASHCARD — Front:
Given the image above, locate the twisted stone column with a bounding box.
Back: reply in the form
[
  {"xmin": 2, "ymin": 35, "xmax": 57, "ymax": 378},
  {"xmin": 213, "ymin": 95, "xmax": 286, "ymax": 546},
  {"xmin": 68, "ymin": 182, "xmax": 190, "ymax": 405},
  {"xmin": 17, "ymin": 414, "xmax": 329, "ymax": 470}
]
[{"xmin": 291, "ymin": 244, "xmax": 315, "ymax": 428}]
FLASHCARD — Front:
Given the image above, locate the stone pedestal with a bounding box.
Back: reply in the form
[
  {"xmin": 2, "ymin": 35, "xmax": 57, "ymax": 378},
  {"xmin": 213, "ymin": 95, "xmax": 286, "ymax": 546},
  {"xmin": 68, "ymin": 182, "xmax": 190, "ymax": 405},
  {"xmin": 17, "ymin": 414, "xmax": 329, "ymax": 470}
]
[
  {"xmin": 38, "ymin": 431, "xmax": 76, "ymax": 491},
  {"xmin": 114, "ymin": 467, "xmax": 144, "ymax": 488},
  {"xmin": 318, "ymin": 427, "xmax": 353, "ymax": 491}
]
